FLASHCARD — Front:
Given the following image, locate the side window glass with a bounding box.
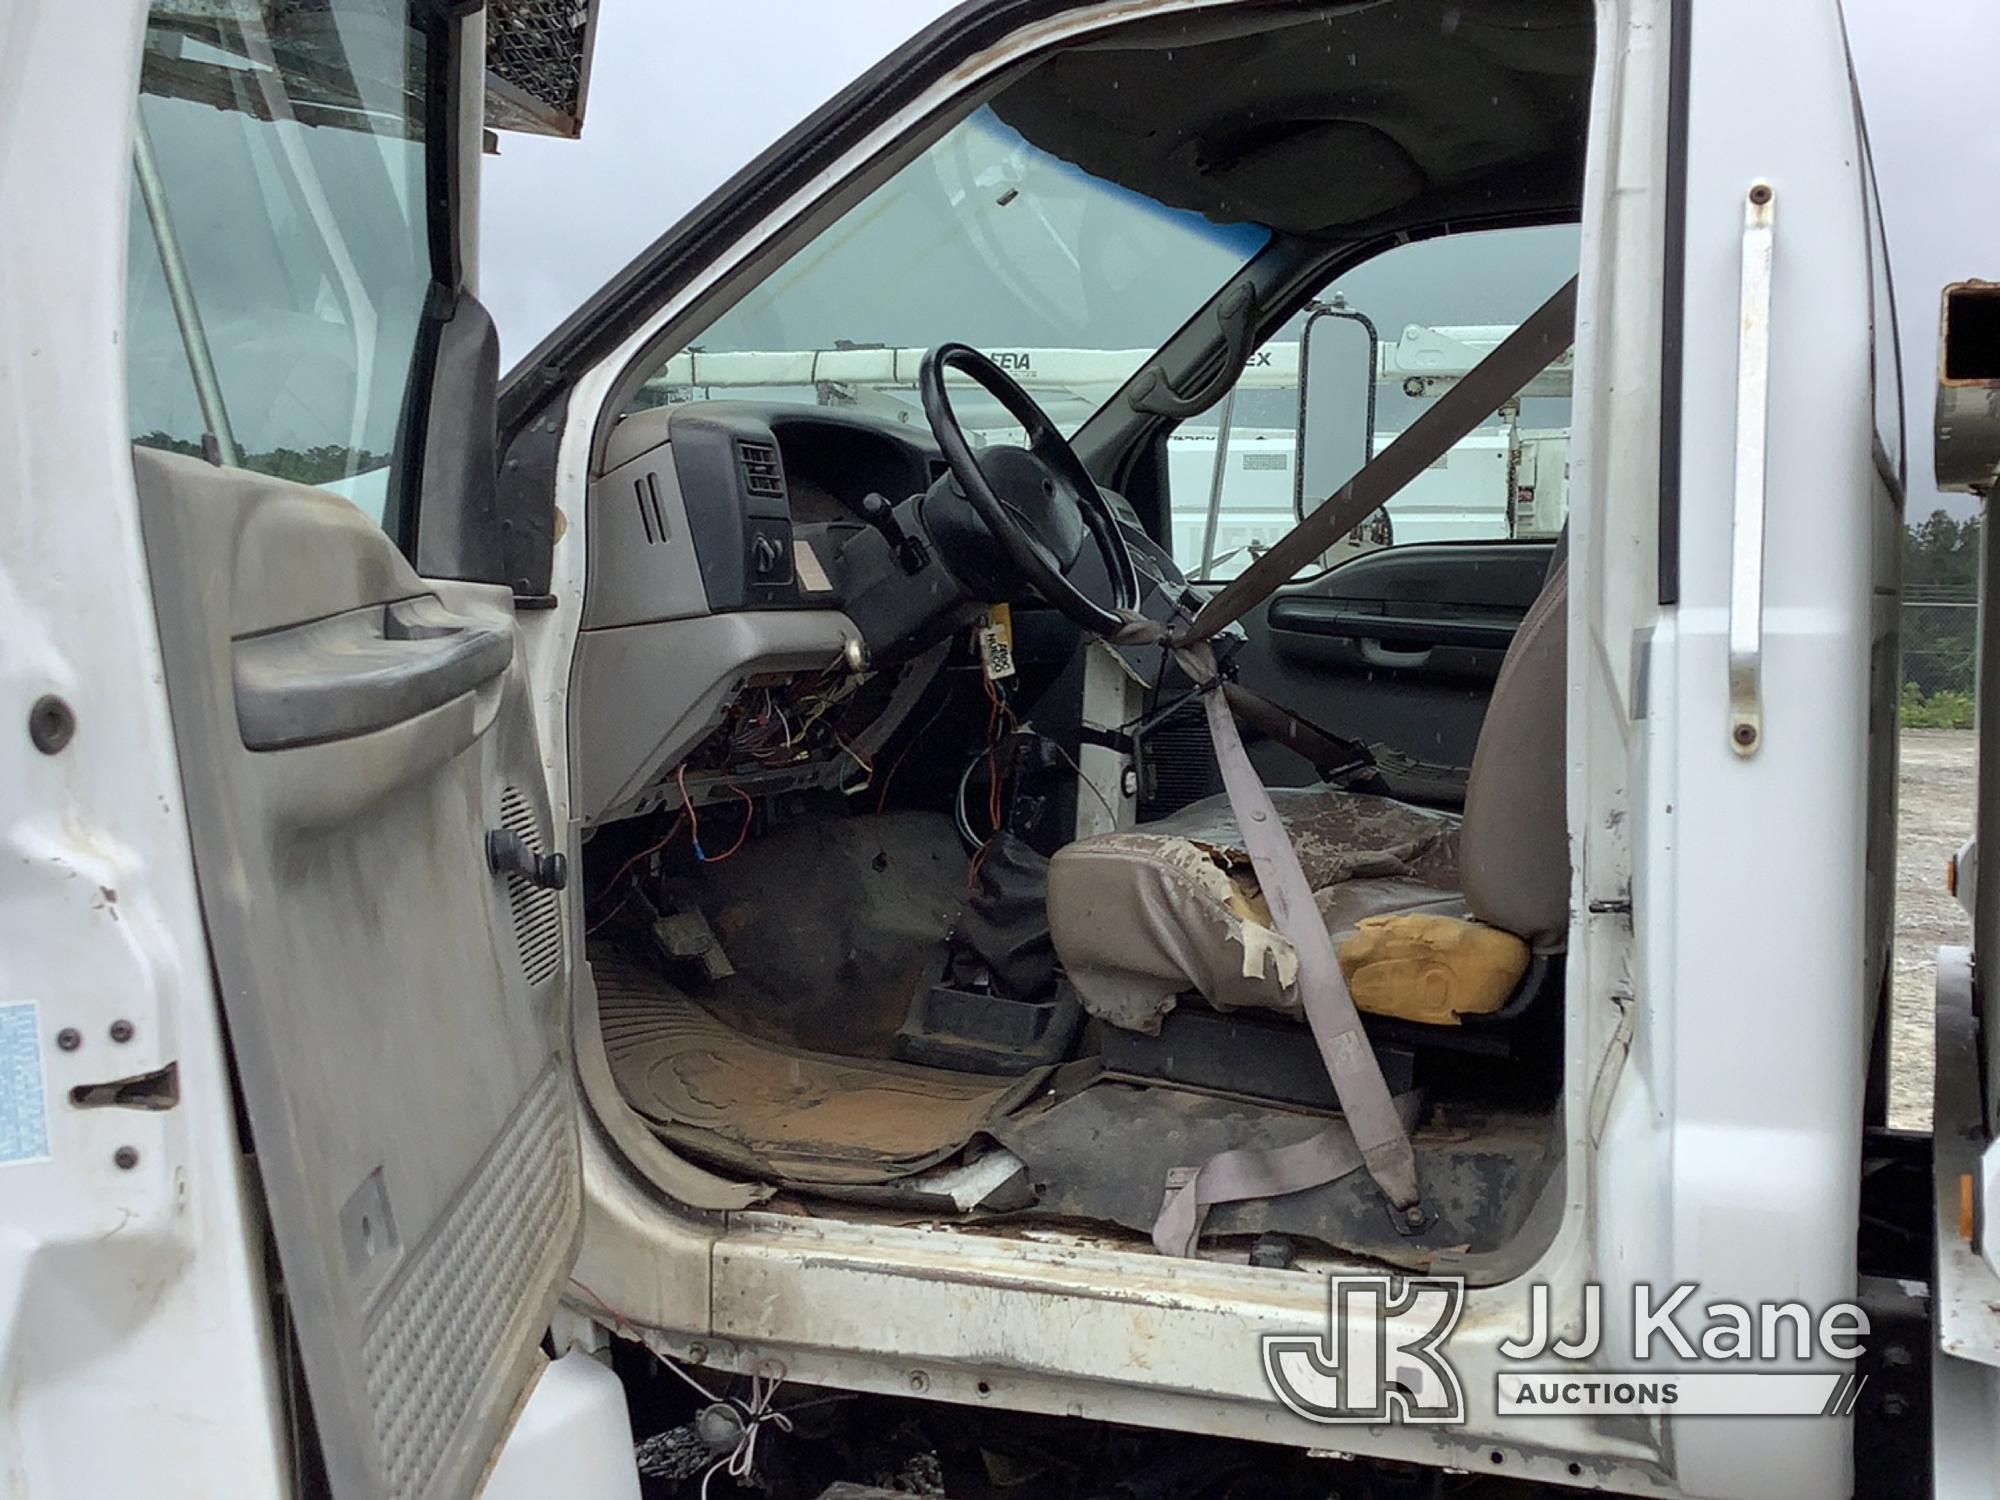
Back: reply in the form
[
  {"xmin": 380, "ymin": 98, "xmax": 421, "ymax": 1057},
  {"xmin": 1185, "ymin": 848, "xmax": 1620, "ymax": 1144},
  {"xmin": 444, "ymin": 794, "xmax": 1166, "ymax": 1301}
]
[
  {"xmin": 1860, "ymin": 146, "xmax": 1905, "ymax": 491},
  {"xmin": 125, "ymin": 2, "xmax": 437, "ymax": 538},
  {"xmin": 1171, "ymin": 224, "xmax": 1581, "ymax": 579}
]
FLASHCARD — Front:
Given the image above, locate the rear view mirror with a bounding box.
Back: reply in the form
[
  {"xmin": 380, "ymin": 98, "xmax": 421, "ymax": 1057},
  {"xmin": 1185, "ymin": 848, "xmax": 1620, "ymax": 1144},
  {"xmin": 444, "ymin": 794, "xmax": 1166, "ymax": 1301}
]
[{"xmin": 1295, "ymin": 303, "xmax": 1379, "ymax": 520}]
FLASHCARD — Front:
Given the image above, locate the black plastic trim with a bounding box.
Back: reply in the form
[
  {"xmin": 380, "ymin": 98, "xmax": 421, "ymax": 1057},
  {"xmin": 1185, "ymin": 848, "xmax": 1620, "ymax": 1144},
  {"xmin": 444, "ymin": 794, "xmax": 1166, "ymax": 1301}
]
[
  {"xmin": 1657, "ymin": 0, "xmax": 1690, "ymax": 604},
  {"xmin": 391, "ymin": 2, "xmax": 488, "ymax": 574},
  {"xmin": 411, "ymin": 293, "xmax": 505, "ymax": 580},
  {"xmin": 1266, "ymin": 600, "xmax": 1520, "ymax": 653},
  {"xmin": 664, "ymin": 407, "xmax": 799, "ymax": 611}
]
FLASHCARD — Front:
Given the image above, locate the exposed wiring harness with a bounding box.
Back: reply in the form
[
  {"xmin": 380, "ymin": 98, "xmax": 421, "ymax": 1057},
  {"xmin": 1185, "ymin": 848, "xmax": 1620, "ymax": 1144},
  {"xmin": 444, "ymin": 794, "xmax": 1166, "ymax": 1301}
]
[
  {"xmin": 582, "ymin": 774, "xmax": 754, "ymax": 935},
  {"xmin": 570, "ymin": 1279, "xmax": 801, "ymax": 1497},
  {"xmin": 676, "ymin": 764, "xmax": 754, "ymax": 864}
]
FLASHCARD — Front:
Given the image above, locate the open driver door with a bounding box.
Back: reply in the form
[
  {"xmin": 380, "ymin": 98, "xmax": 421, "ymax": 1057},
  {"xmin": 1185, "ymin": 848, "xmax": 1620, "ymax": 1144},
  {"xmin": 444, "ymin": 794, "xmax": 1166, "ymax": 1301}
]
[{"xmin": 121, "ymin": 4, "xmax": 581, "ymax": 1495}]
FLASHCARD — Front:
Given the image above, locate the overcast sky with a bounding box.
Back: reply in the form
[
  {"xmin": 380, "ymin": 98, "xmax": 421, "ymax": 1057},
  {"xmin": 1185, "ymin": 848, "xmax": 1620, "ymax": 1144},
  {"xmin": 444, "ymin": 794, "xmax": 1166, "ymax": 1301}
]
[{"xmin": 480, "ymin": 0, "xmax": 2000, "ymax": 520}]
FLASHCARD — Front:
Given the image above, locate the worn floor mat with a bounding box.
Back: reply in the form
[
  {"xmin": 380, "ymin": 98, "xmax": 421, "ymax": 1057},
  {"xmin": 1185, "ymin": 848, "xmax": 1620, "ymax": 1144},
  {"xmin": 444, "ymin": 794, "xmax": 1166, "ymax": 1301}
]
[
  {"xmin": 597, "ymin": 957, "xmax": 1048, "ymax": 1186},
  {"xmin": 653, "ymin": 811, "xmax": 963, "ymax": 1059},
  {"xmin": 990, "ymin": 1083, "xmax": 1557, "ymax": 1270}
]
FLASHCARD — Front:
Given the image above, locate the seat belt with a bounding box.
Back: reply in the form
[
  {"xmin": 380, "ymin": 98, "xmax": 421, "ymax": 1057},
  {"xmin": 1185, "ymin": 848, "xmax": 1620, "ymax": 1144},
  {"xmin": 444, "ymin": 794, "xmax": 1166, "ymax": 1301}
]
[
  {"xmin": 1150, "ymin": 642, "xmax": 1423, "ymax": 1253},
  {"xmin": 1144, "ymin": 275, "xmax": 1579, "ymax": 1255},
  {"xmin": 1218, "ymin": 680, "xmax": 1380, "ymax": 786}
]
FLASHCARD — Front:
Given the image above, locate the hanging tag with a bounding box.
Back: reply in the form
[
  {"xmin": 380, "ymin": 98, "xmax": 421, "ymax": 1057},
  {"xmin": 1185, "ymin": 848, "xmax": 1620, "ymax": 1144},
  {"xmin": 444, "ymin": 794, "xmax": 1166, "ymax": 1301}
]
[{"xmin": 976, "ymin": 604, "xmax": 1017, "ymax": 680}]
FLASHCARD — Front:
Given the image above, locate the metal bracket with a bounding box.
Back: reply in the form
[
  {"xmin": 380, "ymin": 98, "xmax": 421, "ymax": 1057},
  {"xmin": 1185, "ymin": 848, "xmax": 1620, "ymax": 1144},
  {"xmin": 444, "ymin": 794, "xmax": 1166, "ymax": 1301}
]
[{"xmin": 1728, "ymin": 181, "xmax": 1776, "ymax": 756}]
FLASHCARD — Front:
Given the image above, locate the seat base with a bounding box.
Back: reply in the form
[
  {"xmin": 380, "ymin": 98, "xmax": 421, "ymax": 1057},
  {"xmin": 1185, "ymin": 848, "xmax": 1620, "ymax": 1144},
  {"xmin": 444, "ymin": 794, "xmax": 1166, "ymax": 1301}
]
[{"xmin": 1048, "ymin": 785, "xmax": 1466, "ymax": 1034}]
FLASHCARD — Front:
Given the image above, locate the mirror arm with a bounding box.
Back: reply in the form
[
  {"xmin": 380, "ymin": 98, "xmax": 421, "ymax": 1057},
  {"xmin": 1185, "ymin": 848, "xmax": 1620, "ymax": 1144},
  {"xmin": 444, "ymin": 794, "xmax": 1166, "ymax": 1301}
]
[{"xmin": 1196, "ymin": 387, "xmax": 1239, "ymax": 578}]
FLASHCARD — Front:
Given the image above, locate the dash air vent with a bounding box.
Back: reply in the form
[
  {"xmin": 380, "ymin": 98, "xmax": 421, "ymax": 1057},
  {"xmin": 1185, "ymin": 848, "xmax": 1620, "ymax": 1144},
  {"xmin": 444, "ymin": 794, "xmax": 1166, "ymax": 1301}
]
[
  {"xmin": 634, "ymin": 471, "xmax": 669, "ymax": 544},
  {"xmin": 735, "ymin": 439, "xmax": 787, "ymax": 501},
  {"xmin": 498, "ymin": 785, "xmax": 563, "ymax": 989}
]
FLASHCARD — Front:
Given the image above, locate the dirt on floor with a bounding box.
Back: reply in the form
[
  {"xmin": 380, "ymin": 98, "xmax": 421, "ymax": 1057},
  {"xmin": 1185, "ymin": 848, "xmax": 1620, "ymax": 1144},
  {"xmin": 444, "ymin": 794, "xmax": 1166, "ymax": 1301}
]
[{"xmin": 1892, "ymin": 728, "xmax": 1976, "ymax": 1130}]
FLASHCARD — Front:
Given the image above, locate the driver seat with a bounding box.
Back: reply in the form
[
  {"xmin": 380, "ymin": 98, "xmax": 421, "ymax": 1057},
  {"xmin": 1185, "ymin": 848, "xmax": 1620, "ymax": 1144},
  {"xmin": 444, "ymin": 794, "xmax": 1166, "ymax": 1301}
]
[{"xmin": 1048, "ymin": 557, "xmax": 1569, "ymax": 1035}]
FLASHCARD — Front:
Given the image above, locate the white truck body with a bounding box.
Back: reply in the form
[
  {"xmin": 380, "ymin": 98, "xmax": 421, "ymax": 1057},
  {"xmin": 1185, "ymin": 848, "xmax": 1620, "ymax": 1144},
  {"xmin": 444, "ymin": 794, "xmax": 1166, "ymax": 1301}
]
[{"xmin": 0, "ymin": 1, "xmax": 1979, "ymax": 1498}]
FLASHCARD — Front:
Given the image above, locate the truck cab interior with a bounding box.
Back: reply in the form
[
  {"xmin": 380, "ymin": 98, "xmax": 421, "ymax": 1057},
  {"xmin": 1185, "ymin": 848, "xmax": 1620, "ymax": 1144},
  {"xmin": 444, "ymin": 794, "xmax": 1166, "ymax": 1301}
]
[
  {"xmin": 562, "ymin": 0, "xmax": 1593, "ymax": 1274},
  {"xmin": 99, "ymin": 0, "xmax": 1918, "ymax": 1490}
]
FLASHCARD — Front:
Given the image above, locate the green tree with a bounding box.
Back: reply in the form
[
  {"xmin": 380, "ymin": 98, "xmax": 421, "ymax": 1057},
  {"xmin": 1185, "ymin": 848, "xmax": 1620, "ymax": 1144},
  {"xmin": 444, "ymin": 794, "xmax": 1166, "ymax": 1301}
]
[{"xmin": 1902, "ymin": 509, "xmax": 1980, "ymax": 715}]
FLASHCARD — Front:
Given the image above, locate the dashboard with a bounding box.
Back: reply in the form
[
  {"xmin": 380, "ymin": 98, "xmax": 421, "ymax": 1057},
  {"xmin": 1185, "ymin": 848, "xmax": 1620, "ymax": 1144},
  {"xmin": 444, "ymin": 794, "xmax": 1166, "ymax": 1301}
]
[
  {"xmin": 585, "ymin": 400, "xmax": 955, "ymax": 638},
  {"xmin": 574, "ymin": 404, "xmax": 976, "ymax": 828},
  {"xmin": 764, "ymin": 410, "xmax": 953, "ymax": 526},
  {"xmin": 574, "ymin": 400, "xmax": 1169, "ymax": 830}
]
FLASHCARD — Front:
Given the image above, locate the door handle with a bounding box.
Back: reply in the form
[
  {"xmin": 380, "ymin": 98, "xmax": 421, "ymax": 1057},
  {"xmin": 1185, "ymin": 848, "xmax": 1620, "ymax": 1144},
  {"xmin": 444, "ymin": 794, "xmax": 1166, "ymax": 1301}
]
[
  {"xmin": 1727, "ymin": 181, "xmax": 1776, "ymax": 757},
  {"xmin": 1358, "ymin": 639, "xmax": 1435, "ymax": 670},
  {"xmin": 234, "ymin": 595, "xmax": 514, "ymax": 750},
  {"xmin": 1267, "ymin": 599, "xmax": 1518, "ymax": 653}
]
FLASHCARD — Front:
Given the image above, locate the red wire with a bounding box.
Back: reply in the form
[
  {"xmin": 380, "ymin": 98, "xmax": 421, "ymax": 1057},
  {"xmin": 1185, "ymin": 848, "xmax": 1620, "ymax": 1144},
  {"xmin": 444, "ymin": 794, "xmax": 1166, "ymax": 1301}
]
[
  {"xmin": 701, "ymin": 783, "xmax": 756, "ymax": 864},
  {"xmin": 982, "ymin": 672, "xmax": 1007, "ymax": 834},
  {"xmin": 584, "ymin": 813, "xmax": 689, "ymax": 934},
  {"xmin": 875, "ymin": 741, "xmax": 914, "ymax": 814},
  {"xmin": 966, "ymin": 837, "xmax": 994, "ymax": 894}
]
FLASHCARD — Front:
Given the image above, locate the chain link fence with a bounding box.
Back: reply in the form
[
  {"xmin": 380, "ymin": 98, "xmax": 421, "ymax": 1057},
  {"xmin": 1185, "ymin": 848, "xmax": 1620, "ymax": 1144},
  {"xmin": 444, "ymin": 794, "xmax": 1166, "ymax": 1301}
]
[{"xmin": 1903, "ymin": 587, "xmax": 1978, "ymax": 728}]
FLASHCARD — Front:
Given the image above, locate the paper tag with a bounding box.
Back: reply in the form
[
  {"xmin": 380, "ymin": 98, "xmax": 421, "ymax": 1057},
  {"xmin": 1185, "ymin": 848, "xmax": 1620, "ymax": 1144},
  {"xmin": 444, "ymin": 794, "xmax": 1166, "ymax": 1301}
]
[
  {"xmin": 0, "ymin": 1001, "xmax": 52, "ymax": 1166},
  {"xmin": 976, "ymin": 604, "xmax": 1016, "ymax": 680},
  {"xmin": 793, "ymin": 537, "xmax": 833, "ymax": 593}
]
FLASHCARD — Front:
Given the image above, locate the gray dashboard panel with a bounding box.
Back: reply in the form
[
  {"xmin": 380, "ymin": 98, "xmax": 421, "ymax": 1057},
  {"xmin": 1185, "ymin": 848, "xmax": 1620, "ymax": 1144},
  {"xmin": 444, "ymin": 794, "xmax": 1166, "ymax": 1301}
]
[
  {"xmin": 584, "ymin": 436, "xmax": 712, "ymax": 630},
  {"xmin": 572, "ymin": 610, "xmax": 864, "ymax": 826}
]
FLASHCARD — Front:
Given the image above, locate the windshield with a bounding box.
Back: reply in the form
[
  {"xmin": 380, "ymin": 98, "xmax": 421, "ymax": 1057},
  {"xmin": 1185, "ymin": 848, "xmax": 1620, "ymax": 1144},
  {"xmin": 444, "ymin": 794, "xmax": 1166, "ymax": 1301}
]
[{"xmin": 629, "ymin": 106, "xmax": 1270, "ymax": 437}]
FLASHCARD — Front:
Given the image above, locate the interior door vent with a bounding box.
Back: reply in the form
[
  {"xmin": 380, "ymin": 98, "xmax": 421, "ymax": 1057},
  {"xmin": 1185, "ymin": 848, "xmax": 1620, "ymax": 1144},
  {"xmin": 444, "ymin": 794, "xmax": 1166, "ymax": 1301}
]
[
  {"xmin": 498, "ymin": 786, "xmax": 563, "ymax": 988},
  {"xmin": 735, "ymin": 439, "xmax": 787, "ymax": 500},
  {"xmin": 633, "ymin": 471, "xmax": 670, "ymax": 544}
]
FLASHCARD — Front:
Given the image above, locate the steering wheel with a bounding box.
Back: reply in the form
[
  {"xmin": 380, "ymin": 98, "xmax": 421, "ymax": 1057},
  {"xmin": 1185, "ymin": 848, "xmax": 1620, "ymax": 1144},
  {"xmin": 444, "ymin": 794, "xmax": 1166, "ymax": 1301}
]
[{"xmin": 918, "ymin": 342, "xmax": 1142, "ymax": 637}]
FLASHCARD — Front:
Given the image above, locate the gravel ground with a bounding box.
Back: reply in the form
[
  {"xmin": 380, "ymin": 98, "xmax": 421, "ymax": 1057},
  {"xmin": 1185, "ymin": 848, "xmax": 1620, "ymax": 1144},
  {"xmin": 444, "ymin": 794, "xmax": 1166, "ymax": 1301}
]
[{"xmin": 1892, "ymin": 728, "xmax": 1976, "ymax": 1131}]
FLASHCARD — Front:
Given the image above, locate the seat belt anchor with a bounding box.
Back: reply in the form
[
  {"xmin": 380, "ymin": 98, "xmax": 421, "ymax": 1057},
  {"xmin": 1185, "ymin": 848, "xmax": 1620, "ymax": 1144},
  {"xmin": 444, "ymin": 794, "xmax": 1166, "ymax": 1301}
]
[{"xmin": 1390, "ymin": 1198, "xmax": 1432, "ymax": 1237}]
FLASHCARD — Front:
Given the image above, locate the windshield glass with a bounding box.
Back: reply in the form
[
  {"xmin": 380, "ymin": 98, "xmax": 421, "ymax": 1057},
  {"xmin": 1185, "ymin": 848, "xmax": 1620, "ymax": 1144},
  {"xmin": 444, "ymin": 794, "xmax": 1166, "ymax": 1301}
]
[
  {"xmin": 629, "ymin": 106, "xmax": 1270, "ymax": 436},
  {"xmin": 126, "ymin": 0, "xmax": 437, "ymax": 535}
]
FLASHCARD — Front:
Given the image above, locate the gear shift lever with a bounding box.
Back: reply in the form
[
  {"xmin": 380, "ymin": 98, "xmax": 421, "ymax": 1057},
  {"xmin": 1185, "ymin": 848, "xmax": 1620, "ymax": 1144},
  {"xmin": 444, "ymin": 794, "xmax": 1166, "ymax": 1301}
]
[{"xmin": 859, "ymin": 492, "xmax": 929, "ymax": 575}]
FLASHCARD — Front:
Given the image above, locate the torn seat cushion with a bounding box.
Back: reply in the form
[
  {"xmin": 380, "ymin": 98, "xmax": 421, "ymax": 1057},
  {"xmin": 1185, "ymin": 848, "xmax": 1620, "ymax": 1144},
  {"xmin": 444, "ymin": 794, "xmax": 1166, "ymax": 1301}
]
[{"xmin": 1047, "ymin": 786, "xmax": 1466, "ymax": 1033}]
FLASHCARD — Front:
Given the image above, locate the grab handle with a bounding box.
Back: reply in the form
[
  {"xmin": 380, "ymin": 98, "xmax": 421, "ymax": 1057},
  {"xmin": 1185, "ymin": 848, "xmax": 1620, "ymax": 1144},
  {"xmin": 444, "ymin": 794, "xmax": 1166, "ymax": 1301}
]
[{"xmin": 1727, "ymin": 180, "xmax": 1776, "ymax": 757}]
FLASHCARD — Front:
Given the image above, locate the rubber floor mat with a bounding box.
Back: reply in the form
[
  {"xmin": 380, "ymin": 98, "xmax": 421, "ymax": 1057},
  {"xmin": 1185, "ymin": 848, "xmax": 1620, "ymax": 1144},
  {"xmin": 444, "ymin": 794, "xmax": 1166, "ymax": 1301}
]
[
  {"xmin": 597, "ymin": 958, "xmax": 1049, "ymax": 1186},
  {"xmin": 990, "ymin": 1082, "xmax": 1556, "ymax": 1268}
]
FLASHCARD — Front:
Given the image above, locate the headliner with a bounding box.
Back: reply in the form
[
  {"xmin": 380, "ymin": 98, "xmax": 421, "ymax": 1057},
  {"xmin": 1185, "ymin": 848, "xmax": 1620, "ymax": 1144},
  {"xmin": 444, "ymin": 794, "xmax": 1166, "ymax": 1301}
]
[{"xmin": 992, "ymin": 0, "xmax": 1594, "ymax": 240}]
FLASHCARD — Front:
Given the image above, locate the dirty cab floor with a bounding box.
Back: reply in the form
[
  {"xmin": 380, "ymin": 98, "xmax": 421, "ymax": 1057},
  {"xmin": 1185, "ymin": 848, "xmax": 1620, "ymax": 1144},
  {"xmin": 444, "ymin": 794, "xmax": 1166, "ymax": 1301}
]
[
  {"xmin": 591, "ymin": 811, "xmax": 1561, "ymax": 1270},
  {"xmin": 597, "ymin": 953, "xmax": 1050, "ymax": 1185}
]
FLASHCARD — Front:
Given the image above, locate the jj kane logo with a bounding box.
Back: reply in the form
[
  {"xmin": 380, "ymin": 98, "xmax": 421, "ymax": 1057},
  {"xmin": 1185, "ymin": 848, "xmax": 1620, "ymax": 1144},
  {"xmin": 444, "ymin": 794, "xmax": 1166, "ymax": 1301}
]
[{"xmin": 1262, "ymin": 1278, "xmax": 1871, "ymax": 1424}]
